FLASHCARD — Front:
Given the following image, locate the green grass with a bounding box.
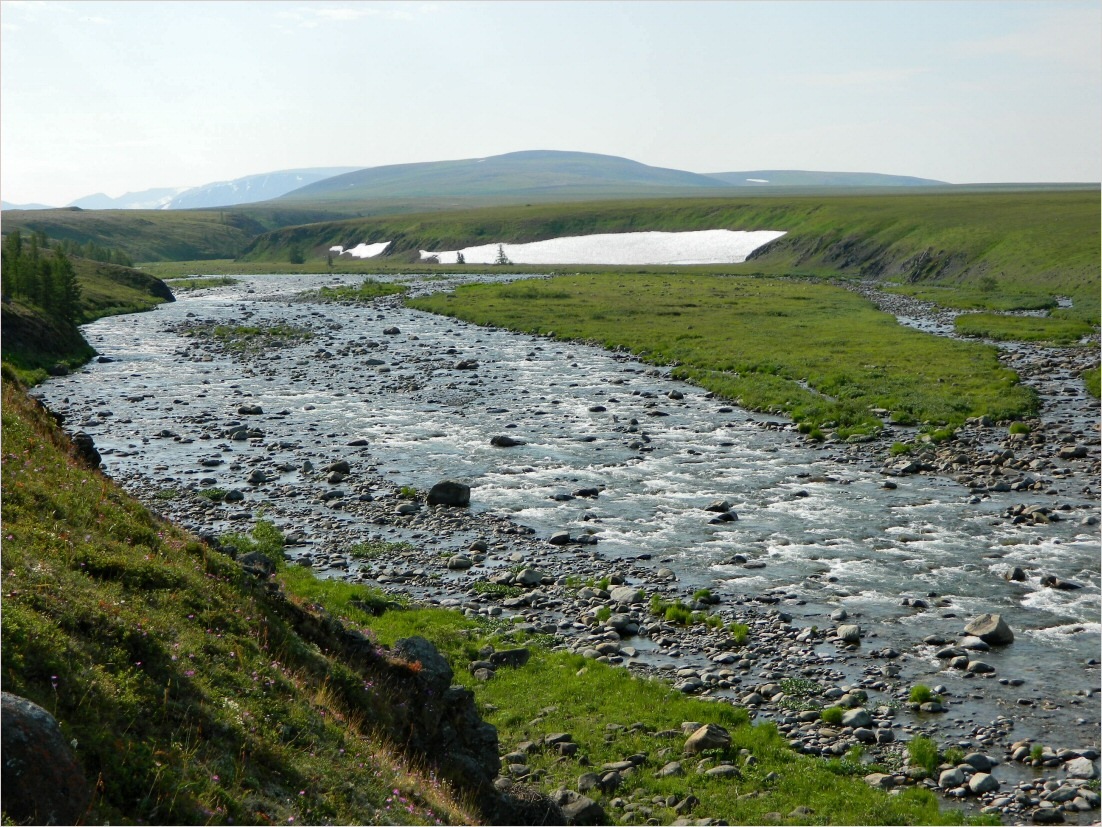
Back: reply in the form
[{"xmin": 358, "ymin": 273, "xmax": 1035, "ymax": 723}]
[
  {"xmin": 1084, "ymin": 367, "xmax": 1101, "ymax": 399},
  {"xmin": 907, "ymin": 736, "xmax": 940, "ymax": 776},
  {"xmin": 885, "ymin": 282, "xmax": 1059, "ymax": 313},
  {"xmin": 409, "ymin": 273, "xmax": 1038, "ymax": 436},
  {"xmin": 953, "ymin": 312, "xmax": 1096, "ymax": 344},
  {"xmin": 0, "ymin": 376, "xmax": 473, "ymax": 825},
  {"xmin": 164, "ymin": 275, "xmax": 239, "ymax": 291}
]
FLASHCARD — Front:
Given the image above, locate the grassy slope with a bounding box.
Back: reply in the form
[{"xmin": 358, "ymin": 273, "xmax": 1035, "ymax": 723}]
[
  {"xmin": 0, "ymin": 206, "xmax": 345, "ymax": 262},
  {"xmin": 237, "ymin": 190, "xmax": 1099, "ymax": 303},
  {"xmin": 1, "ymin": 257, "xmax": 174, "ymax": 384},
  {"xmin": 409, "ymin": 274, "xmax": 1037, "ymax": 435},
  {"xmin": 0, "ymin": 374, "xmax": 476, "ymax": 826}
]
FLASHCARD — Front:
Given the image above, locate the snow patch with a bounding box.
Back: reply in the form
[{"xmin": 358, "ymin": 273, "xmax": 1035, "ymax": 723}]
[
  {"xmin": 334, "ymin": 241, "xmax": 391, "ymax": 259},
  {"xmin": 419, "ymin": 229, "xmax": 785, "ymax": 265},
  {"xmin": 746, "ymin": 178, "xmax": 769, "ymax": 183}
]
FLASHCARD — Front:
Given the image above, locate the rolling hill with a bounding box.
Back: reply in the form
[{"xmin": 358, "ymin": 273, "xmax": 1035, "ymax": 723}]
[{"xmin": 276, "ymin": 150, "xmax": 730, "ymax": 201}]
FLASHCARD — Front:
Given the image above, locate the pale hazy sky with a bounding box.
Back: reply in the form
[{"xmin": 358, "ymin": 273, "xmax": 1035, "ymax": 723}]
[{"xmin": 2, "ymin": 0, "xmax": 1099, "ymax": 205}]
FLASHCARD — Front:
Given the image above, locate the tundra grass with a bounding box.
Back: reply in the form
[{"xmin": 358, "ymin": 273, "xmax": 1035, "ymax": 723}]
[
  {"xmin": 0, "ymin": 375, "xmax": 474, "ymax": 826},
  {"xmin": 251, "ymin": 528, "xmax": 984, "ymax": 825},
  {"xmin": 953, "ymin": 313, "xmax": 1096, "ymax": 344},
  {"xmin": 409, "ymin": 274, "xmax": 1037, "ymax": 435},
  {"xmin": 310, "ymin": 277, "xmax": 406, "ymax": 302}
]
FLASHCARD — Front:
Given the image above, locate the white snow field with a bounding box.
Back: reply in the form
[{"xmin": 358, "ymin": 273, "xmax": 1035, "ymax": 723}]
[
  {"xmin": 329, "ymin": 241, "xmax": 392, "ymax": 258},
  {"xmin": 418, "ymin": 229, "xmax": 786, "ymax": 265}
]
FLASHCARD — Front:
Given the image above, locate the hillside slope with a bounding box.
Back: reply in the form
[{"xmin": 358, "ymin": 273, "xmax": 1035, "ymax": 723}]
[
  {"xmin": 279, "ymin": 150, "xmax": 729, "ymax": 201},
  {"xmin": 0, "ymin": 207, "xmax": 344, "ymax": 262},
  {"xmin": 0, "ymin": 374, "xmax": 518, "ymax": 825},
  {"xmin": 241, "ymin": 190, "xmax": 1100, "ymax": 309}
]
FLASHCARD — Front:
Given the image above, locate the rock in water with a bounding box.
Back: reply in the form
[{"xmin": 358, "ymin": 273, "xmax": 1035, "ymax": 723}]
[
  {"xmin": 964, "ymin": 613, "xmax": 1014, "ymax": 645},
  {"xmin": 1, "ymin": 692, "xmax": 90, "ymax": 825},
  {"xmin": 837, "ymin": 624, "xmax": 862, "ymax": 644},
  {"xmin": 427, "ymin": 480, "xmax": 471, "ymax": 507},
  {"xmin": 490, "ymin": 435, "xmax": 526, "ymax": 448}
]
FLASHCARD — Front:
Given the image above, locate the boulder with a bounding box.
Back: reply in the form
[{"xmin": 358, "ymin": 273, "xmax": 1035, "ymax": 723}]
[
  {"xmin": 560, "ymin": 794, "xmax": 605, "ymax": 825},
  {"xmin": 836, "ymin": 624, "xmax": 862, "ymax": 644},
  {"xmin": 393, "ymin": 636, "xmax": 453, "ymax": 695},
  {"xmin": 683, "ymin": 723, "xmax": 731, "ymax": 755},
  {"xmin": 1, "ymin": 692, "xmax": 90, "ymax": 825},
  {"xmin": 841, "ymin": 707, "xmax": 872, "ymax": 728},
  {"xmin": 964, "ymin": 613, "xmax": 1014, "ymax": 645},
  {"xmin": 968, "ymin": 772, "xmax": 1000, "ymax": 794},
  {"xmin": 490, "ymin": 435, "xmax": 526, "ymax": 448},
  {"xmin": 609, "ymin": 585, "xmax": 642, "ymax": 604},
  {"xmin": 427, "ymin": 480, "xmax": 471, "ymax": 507},
  {"xmin": 1064, "ymin": 756, "xmax": 1098, "ymax": 780}
]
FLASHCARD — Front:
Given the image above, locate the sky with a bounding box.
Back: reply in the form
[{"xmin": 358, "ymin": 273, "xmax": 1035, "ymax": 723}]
[{"xmin": 1, "ymin": 0, "xmax": 1099, "ymax": 206}]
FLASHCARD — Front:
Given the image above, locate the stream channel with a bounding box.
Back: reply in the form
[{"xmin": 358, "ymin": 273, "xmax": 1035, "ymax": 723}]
[{"xmin": 34, "ymin": 271, "xmax": 1100, "ymax": 809}]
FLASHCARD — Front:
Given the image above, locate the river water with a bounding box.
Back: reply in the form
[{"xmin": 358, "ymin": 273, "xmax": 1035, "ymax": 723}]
[{"xmin": 34, "ymin": 272, "xmax": 1100, "ymax": 767}]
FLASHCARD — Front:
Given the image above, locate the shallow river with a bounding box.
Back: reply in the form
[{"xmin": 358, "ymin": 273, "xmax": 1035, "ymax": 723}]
[{"xmin": 34, "ymin": 272, "xmax": 1100, "ymax": 767}]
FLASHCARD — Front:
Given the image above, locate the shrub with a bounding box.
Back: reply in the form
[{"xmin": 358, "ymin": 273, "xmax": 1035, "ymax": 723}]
[
  {"xmin": 821, "ymin": 706, "xmax": 844, "ymax": 725},
  {"xmin": 1008, "ymin": 421, "xmax": 1030, "ymax": 435},
  {"xmin": 908, "ymin": 735, "xmax": 940, "ymax": 775},
  {"xmin": 595, "ymin": 606, "xmax": 612, "ymax": 623}
]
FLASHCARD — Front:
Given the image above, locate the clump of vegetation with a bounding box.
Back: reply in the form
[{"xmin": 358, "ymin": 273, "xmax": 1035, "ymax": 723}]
[
  {"xmin": 908, "ymin": 735, "xmax": 941, "ymax": 775},
  {"xmin": 728, "ymin": 622, "xmax": 750, "ymax": 645},
  {"xmin": 908, "ymin": 684, "xmax": 941, "ymax": 704},
  {"xmin": 1008, "ymin": 421, "xmax": 1031, "ymax": 435},
  {"xmin": 348, "ymin": 539, "xmax": 413, "ymax": 559},
  {"xmin": 313, "ymin": 277, "xmax": 405, "ymax": 302},
  {"xmin": 470, "ymin": 581, "xmax": 523, "ymax": 598},
  {"xmin": 890, "ymin": 441, "xmax": 914, "ymax": 456},
  {"xmin": 820, "ymin": 706, "xmax": 845, "ymax": 725},
  {"xmin": 1083, "ymin": 367, "xmax": 1101, "ymax": 399},
  {"xmin": 177, "ymin": 321, "xmax": 313, "ymax": 353}
]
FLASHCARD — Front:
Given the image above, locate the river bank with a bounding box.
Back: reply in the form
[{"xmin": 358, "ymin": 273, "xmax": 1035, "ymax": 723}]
[{"xmin": 32, "ymin": 272, "xmax": 1100, "ymax": 824}]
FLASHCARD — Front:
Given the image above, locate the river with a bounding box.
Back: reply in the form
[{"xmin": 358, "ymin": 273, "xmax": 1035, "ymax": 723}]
[{"xmin": 33, "ymin": 271, "xmax": 1100, "ymax": 810}]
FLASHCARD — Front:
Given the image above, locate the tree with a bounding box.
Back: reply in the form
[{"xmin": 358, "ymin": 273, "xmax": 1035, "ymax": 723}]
[{"xmin": 494, "ymin": 244, "xmax": 511, "ymax": 266}]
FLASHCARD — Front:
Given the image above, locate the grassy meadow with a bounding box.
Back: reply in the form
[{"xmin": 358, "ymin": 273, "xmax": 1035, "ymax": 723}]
[
  {"xmin": 409, "ymin": 274, "xmax": 1038, "ymax": 436},
  {"xmin": 237, "ymin": 189, "xmax": 1100, "ymax": 314}
]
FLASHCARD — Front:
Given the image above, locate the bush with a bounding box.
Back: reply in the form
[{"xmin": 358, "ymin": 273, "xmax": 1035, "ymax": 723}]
[
  {"xmin": 1008, "ymin": 421, "xmax": 1030, "ymax": 435},
  {"xmin": 821, "ymin": 706, "xmax": 844, "ymax": 725},
  {"xmin": 890, "ymin": 442, "xmax": 913, "ymax": 456},
  {"xmin": 908, "ymin": 735, "xmax": 940, "ymax": 775}
]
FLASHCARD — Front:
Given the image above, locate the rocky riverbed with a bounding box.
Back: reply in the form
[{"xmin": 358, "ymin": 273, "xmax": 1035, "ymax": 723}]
[{"xmin": 34, "ymin": 272, "xmax": 1100, "ymax": 825}]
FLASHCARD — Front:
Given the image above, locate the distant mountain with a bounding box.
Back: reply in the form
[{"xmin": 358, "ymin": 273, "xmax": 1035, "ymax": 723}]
[
  {"xmin": 64, "ymin": 168, "xmax": 359, "ymax": 211},
  {"xmin": 69, "ymin": 187, "xmax": 188, "ymax": 210},
  {"xmin": 165, "ymin": 167, "xmax": 359, "ymax": 209},
  {"xmin": 705, "ymin": 170, "xmax": 947, "ymax": 187},
  {"xmin": 277, "ymin": 150, "xmax": 729, "ymax": 202},
  {"xmin": 1, "ymin": 200, "xmax": 55, "ymax": 211}
]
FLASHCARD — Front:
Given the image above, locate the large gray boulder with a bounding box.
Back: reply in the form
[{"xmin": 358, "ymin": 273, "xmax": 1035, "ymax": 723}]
[
  {"xmin": 1, "ymin": 692, "xmax": 90, "ymax": 825},
  {"xmin": 963, "ymin": 613, "xmax": 1014, "ymax": 645},
  {"xmin": 427, "ymin": 480, "xmax": 470, "ymax": 507}
]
